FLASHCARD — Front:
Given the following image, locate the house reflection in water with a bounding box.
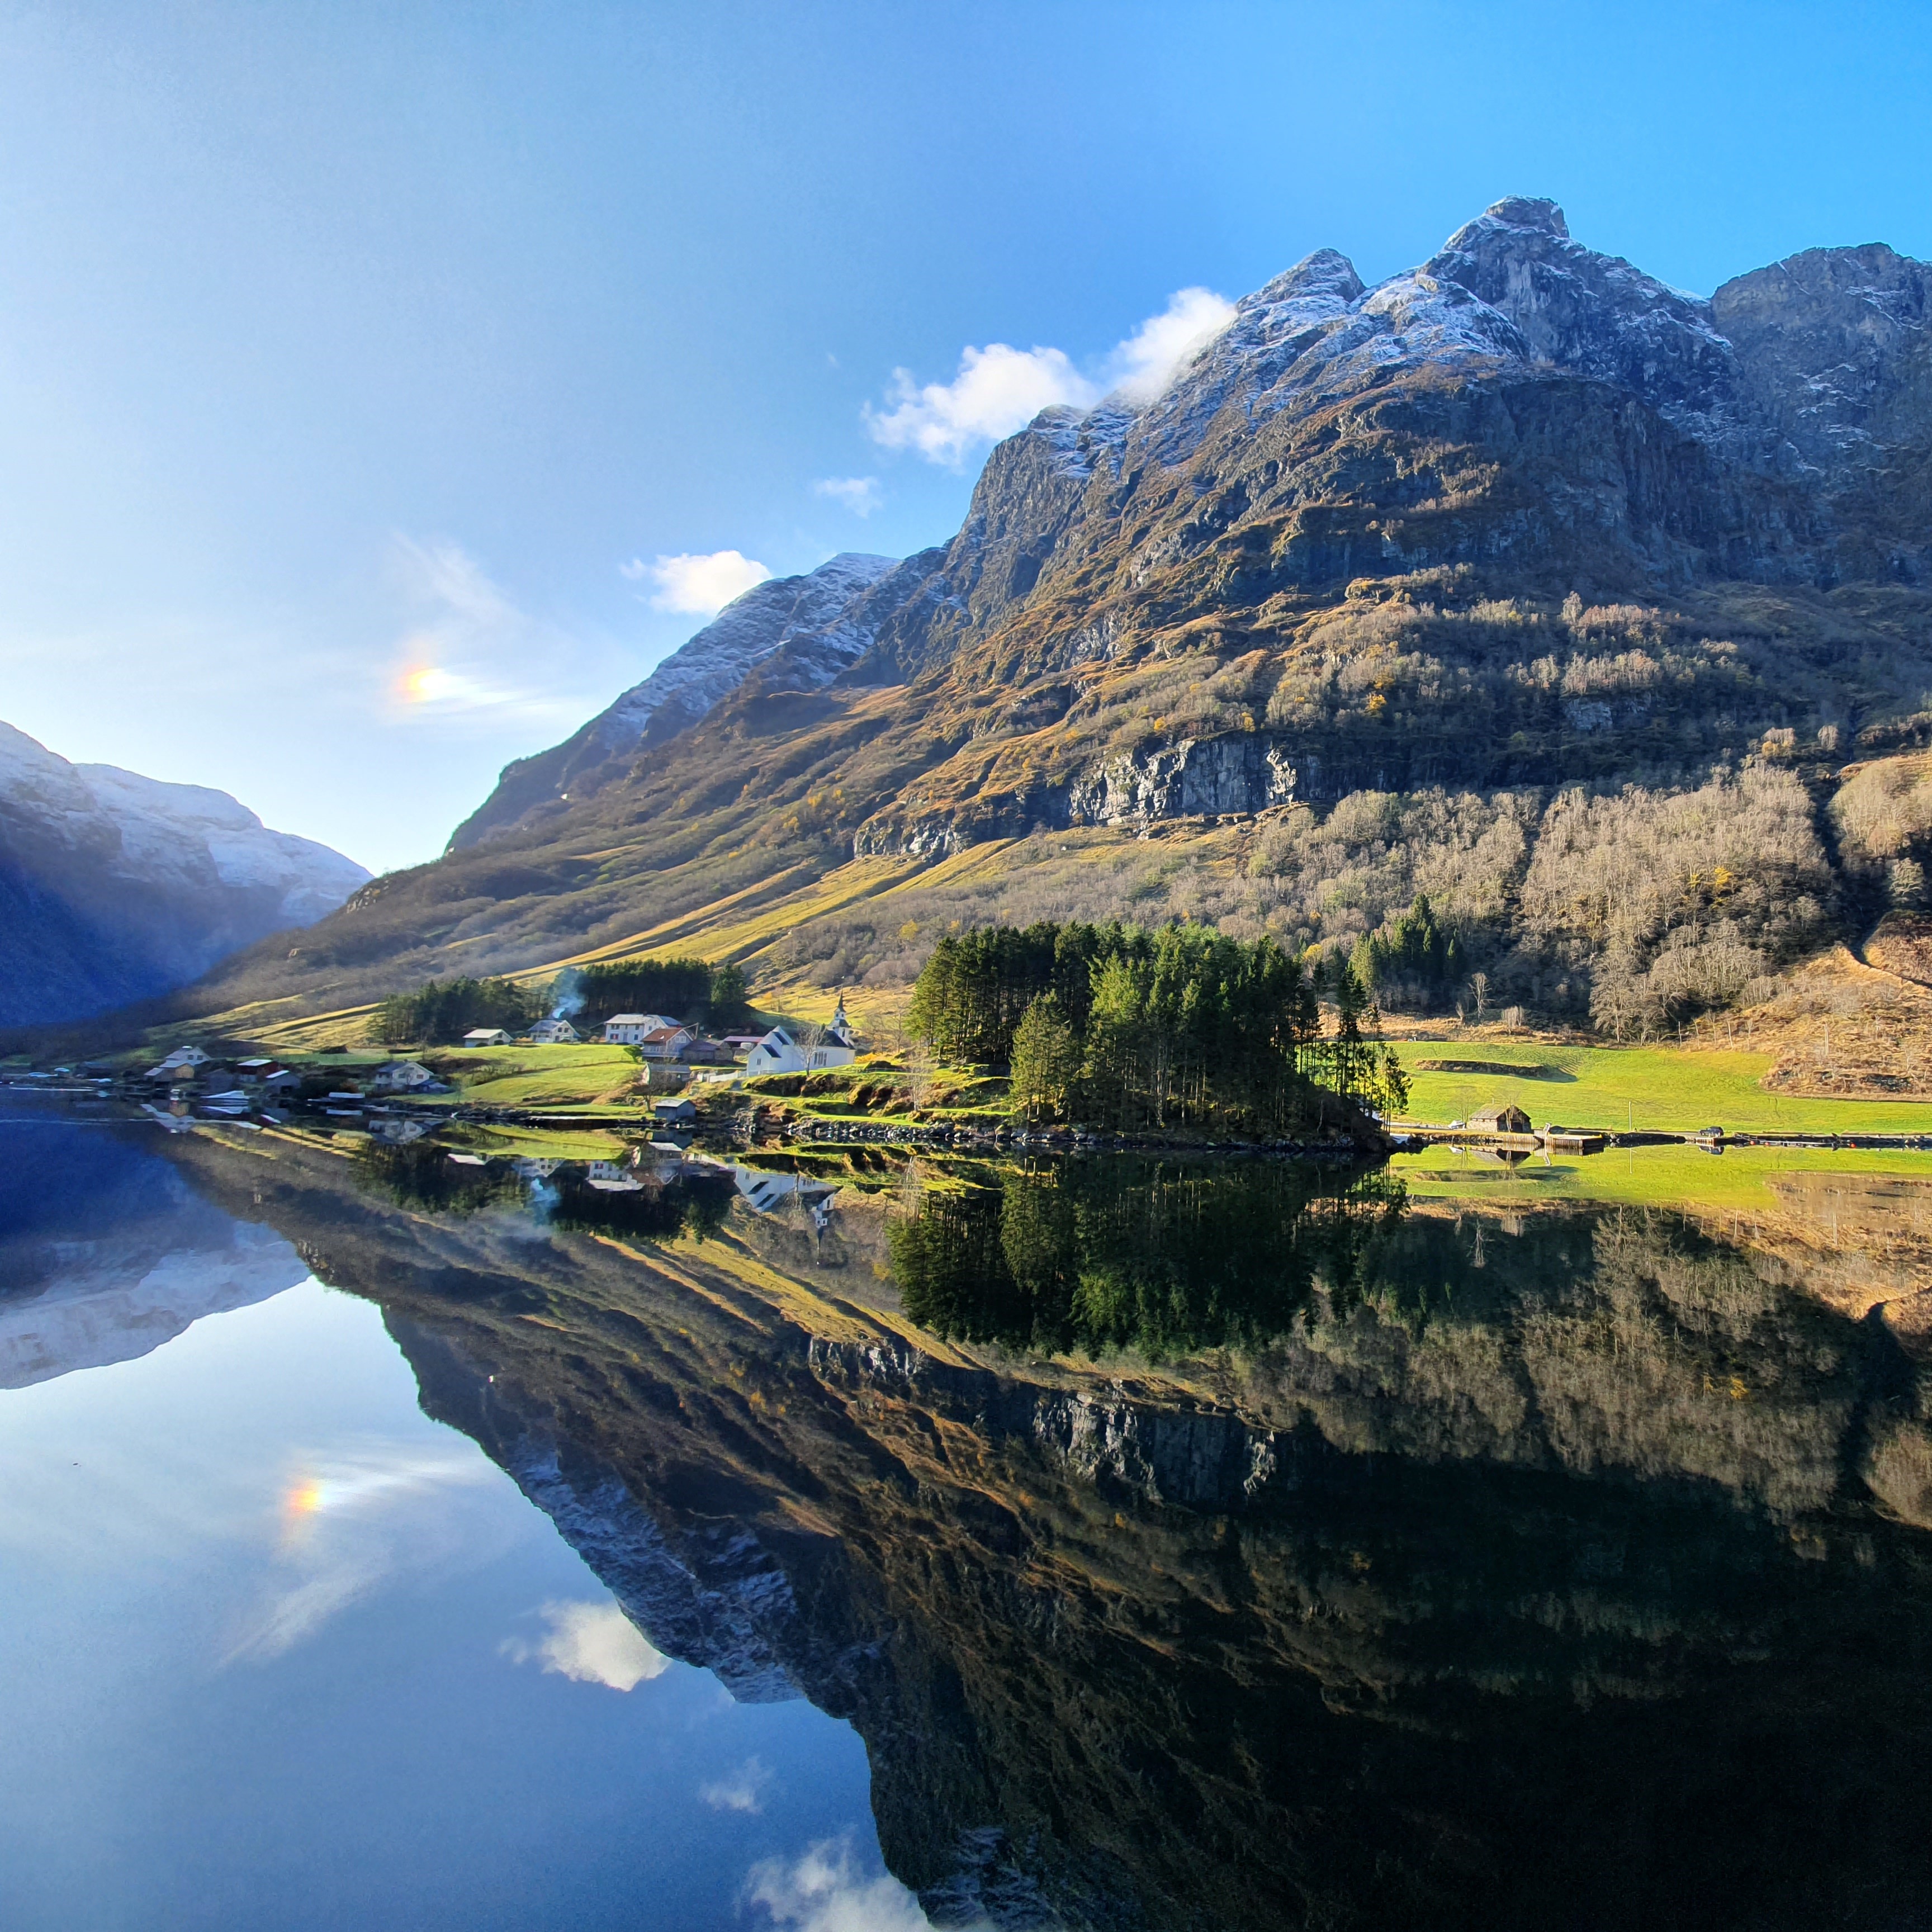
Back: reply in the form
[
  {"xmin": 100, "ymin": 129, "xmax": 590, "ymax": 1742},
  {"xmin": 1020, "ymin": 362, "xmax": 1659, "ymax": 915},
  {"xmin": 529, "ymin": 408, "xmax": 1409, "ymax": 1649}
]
[{"xmin": 729, "ymin": 1164, "xmax": 837, "ymax": 1227}]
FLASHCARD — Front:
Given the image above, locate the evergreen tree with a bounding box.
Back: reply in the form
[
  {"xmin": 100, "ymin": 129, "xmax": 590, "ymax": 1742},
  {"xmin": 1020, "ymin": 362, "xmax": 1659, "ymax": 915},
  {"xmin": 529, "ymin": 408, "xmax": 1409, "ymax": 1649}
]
[{"xmin": 1009, "ymin": 993, "xmax": 1083, "ymax": 1123}]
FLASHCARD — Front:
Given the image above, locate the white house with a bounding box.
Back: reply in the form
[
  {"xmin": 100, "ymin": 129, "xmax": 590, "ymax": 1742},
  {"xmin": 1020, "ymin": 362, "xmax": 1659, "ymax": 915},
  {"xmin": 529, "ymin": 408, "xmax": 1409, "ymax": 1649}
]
[
  {"xmin": 638, "ymin": 1024, "xmax": 698, "ymax": 1062},
  {"xmin": 151, "ymin": 1045, "xmax": 208, "ymax": 1074},
  {"xmin": 462, "ymin": 1027, "xmax": 514, "ymax": 1047},
  {"xmin": 369, "ymin": 1058, "xmax": 437, "ymax": 1093},
  {"xmin": 602, "ymin": 1012, "xmax": 681, "ymax": 1045},
  {"xmin": 744, "ymin": 1025, "xmax": 855, "ymax": 1076},
  {"xmin": 528, "ymin": 1017, "xmax": 580, "ymax": 1044}
]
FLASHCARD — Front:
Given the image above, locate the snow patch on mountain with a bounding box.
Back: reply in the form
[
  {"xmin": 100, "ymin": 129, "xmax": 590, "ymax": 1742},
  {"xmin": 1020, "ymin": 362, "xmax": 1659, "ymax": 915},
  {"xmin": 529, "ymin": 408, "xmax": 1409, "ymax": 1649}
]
[
  {"xmin": 0, "ymin": 1218, "xmax": 309, "ymax": 1388},
  {"xmin": 0, "ymin": 721, "xmax": 369, "ymax": 1024},
  {"xmin": 587, "ymin": 552, "xmax": 901, "ymax": 757},
  {"xmin": 0, "ymin": 723, "xmax": 367, "ymax": 924}
]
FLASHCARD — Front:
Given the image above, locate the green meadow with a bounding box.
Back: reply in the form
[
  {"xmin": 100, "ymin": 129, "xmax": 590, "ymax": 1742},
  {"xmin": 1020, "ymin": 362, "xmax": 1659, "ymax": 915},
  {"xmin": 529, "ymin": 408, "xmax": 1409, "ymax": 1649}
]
[
  {"xmin": 432, "ymin": 1043, "xmax": 642, "ymax": 1109},
  {"xmin": 1391, "ymin": 1041, "xmax": 1932, "ymax": 1138},
  {"xmin": 1393, "ymin": 1139, "xmax": 1932, "ymax": 1212}
]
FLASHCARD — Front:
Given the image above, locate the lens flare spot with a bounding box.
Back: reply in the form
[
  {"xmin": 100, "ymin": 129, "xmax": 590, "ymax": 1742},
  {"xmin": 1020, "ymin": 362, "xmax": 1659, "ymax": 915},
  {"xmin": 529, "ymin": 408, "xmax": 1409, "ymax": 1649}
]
[
  {"xmin": 285, "ymin": 1478, "xmax": 327, "ymax": 1517},
  {"xmin": 398, "ymin": 665, "xmax": 463, "ymax": 703}
]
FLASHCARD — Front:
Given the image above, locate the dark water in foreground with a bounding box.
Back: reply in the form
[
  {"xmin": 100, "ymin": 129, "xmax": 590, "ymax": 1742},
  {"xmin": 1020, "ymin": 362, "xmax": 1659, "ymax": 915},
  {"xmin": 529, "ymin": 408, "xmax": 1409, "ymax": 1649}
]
[{"xmin": 4, "ymin": 1117, "xmax": 1932, "ymax": 1930}]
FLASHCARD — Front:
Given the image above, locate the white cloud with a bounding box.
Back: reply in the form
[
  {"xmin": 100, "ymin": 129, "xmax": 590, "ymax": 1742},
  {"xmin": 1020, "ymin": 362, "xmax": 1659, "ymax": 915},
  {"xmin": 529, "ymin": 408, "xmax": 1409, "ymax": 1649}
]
[
  {"xmin": 864, "ymin": 343, "xmax": 1095, "ymax": 467},
  {"xmin": 812, "ymin": 476, "xmax": 884, "ymax": 517},
  {"xmin": 623, "ymin": 549, "xmax": 772, "ymax": 616},
  {"xmin": 1105, "ymin": 286, "xmax": 1237, "ymax": 401},
  {"xmin": 699, "ymin": 1754, "xmax": 773, "ymax": 1813},
  {"xmin": 500, "ymin": 1598, "xmax": 669, "ymax": 1691},
  {"xmin": 744, "ymin": 1839, "xmax": 951, "ymax": 1932},
  {"xmin": 863, "ymin": 287, "xmax": 1235, "ymax": 467}
]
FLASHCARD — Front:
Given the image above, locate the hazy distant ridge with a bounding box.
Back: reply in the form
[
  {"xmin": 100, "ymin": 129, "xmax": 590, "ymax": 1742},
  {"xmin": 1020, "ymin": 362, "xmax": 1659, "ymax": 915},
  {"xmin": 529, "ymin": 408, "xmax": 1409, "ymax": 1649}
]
[{"xmin": 0, "ymin": 720, "xmax": 369, "ymax": 1026}]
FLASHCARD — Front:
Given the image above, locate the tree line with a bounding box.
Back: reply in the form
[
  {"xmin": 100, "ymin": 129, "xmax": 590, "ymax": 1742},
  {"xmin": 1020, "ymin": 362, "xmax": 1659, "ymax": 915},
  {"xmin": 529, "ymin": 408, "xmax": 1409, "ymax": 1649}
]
[
  {"xmin": 908, "ymin": 921, "xmax": 1407, "ymax": 1134},
  {"xmin": 372, "ymin": 975, "xmax": 539, "ymax": 1046},
  {"xmin": 889, "ymin": 1156, "xmax": 1406, "ymax": 1356},
  {"xmin": 371, "ymin": 956, "xmax": 750, "ymax": 1045},
  {"xmin": 569, "ymin": 958, "xmax": 750, "ymax": 1030}
]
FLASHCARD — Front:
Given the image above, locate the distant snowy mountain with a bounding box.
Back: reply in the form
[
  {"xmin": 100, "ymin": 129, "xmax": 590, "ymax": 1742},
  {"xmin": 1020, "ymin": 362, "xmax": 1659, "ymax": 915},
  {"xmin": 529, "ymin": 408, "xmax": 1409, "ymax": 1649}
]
[
  {"xmin": 451, "ymin": 552, "xmax": 907, "ymax": 846},
  {"xmin": 0, "ymin": 721, "xmax": 369, "ymax": 1026}
]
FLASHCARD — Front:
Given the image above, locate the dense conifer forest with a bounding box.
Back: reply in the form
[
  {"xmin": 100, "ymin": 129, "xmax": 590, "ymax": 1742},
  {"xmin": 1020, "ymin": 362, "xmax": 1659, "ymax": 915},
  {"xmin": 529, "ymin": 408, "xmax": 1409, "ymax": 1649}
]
[{"xmin": 908, "ymin": 920, "xmax": 1408, "ymax": 1132}]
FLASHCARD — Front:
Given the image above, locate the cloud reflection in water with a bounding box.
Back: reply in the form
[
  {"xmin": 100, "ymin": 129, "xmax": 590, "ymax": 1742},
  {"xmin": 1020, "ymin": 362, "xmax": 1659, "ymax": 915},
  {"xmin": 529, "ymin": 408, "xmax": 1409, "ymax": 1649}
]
[{"xmin": 225, "ymin": 1443, "xmax": 502, "ymax": 1663}]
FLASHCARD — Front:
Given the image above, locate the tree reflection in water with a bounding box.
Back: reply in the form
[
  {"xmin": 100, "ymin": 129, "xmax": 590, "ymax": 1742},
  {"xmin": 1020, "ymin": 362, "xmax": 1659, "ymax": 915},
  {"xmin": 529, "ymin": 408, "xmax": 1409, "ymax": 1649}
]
[{"xmin": 891, "ymin": 1157, "xmax": 1436, "ymax": 1355}]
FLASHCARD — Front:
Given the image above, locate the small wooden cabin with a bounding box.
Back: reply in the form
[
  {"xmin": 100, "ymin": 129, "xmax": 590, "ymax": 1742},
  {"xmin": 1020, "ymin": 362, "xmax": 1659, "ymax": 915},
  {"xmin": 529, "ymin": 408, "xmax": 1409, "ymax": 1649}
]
[{"xmin": 1467, "ymin": 1101, "xmax": 1532, "ymax": 1135}]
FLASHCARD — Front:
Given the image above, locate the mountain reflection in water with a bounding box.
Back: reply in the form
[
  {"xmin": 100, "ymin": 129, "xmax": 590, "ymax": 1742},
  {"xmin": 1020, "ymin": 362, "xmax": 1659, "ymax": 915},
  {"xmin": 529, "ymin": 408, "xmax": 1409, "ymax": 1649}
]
[{"xmin": 184, "ymin": 1133, "xmax": 1932, "ymax": 1929}]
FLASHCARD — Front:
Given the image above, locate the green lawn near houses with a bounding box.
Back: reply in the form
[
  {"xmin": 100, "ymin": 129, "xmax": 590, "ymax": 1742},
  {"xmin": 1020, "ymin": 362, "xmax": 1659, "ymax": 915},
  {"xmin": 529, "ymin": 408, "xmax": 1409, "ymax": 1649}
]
[
  {"xmin": 1393, "ymin": 1138, "xmax": 1932, "ymax": 1213},
  {"xmin": 1390, "ymin": 1041, "xmax": 1932, "ymax": 1138},
  {"xmin": 431, "ymin": 1043, "xmax": 643, "ymax": 1109}
]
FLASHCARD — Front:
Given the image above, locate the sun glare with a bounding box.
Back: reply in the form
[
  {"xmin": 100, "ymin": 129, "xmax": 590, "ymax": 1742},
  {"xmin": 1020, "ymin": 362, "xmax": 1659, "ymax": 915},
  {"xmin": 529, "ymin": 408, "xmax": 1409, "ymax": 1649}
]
[{"xmin": 397, "ymin": 665, "xmax": 462, "ymax": 704}]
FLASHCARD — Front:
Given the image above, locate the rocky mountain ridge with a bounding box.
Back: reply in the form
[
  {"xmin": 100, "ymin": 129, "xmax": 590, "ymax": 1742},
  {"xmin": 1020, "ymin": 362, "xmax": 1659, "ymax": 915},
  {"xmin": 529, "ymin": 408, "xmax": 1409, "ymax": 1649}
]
[
  {"xmin": 151, "ymin": 198, "xmax": 1932, "ymax": 1034},
  {"xmin": 449, "ymin": 551, "xmax": 905, "ymax": 847}
]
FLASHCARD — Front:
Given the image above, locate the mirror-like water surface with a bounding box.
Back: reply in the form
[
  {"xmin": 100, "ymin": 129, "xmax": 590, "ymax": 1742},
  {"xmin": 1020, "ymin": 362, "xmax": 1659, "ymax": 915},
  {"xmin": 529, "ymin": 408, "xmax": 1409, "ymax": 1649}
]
[
  {"xmin": 0, "ymin": 1123, "xmax": 898, "ymax": 1932},
  {"xmin": 6, "ymin": 1115, "xmax": 1932, "ymax": 1930}
]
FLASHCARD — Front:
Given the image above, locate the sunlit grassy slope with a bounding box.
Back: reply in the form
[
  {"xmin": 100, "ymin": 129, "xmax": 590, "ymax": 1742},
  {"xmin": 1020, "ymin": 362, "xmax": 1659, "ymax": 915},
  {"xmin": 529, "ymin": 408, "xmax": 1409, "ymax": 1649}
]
[{"xmin": 1393, "ymin": 1041, "xmax": 1932, "ymax": 1136}]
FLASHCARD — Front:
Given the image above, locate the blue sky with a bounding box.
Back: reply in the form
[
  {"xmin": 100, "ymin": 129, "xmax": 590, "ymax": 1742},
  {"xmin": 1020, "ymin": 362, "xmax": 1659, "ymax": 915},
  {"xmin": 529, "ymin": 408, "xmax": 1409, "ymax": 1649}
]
[{"xmin": 1, "ymin": 0, "xmax": 1928, "ymax": 872}]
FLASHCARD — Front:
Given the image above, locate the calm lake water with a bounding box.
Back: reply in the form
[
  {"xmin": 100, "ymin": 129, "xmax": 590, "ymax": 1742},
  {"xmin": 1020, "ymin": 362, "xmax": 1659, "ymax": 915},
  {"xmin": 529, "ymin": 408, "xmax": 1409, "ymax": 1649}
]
[{"xmin": 5, "ymin": 1112, "xmax": 1932, "ymax": 1930}]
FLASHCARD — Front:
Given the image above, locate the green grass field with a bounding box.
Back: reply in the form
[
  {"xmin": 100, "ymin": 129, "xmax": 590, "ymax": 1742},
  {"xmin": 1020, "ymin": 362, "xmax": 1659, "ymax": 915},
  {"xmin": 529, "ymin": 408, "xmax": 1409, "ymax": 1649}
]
[
  {"xmin": 443, "ymin": 1121, "xmax": 636, "ymax": 1159},
  {"xmin": 1393, "ymin": 1138, "xmax": 1932, "ymax": 1211},
  {"xmin": 435, "ymin": 1043, "xmax": 643, "ymax": 1109},
  {"xmin": 1391, "ymin": 1041, "xmax": 1932, "ymax": 1137}
]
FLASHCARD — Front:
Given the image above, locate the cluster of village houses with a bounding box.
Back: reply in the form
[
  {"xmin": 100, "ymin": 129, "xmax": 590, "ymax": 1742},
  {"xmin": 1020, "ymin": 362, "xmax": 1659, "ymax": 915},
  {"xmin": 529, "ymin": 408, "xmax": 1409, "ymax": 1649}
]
[
  {"xmin": 126, "ymin": 996, "xmax": 863, "ymax": 1131},
  {"xmin": 460, "ymin": 995, "xmax": 859, "ymax": 1077},
  {"xmin": 474, "ymin": 1144, "xmax": 839, "ymax": 1225}
]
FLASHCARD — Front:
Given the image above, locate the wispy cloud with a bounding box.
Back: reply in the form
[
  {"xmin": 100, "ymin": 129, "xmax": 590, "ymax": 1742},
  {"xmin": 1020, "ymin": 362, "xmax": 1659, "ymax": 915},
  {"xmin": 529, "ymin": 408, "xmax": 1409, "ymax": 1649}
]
[
  {"xmin": 227, "ymin": 1444, "xmax": 501, "ymax": 1663},
  {"xmin": 501, "ymin": 1598, "xmax": 670, "ymax": 1691},
  {"xmin": 386, "ymin": 535, "xmax": 606, "ymax": 728},
  {"xmin": 621, "ymin": 549, "xmax": 772, "ymax": 617},
  {"xmin": 700, "ymin": 1755, "xmax": 774, "ymax": 1813},
  {"xmin": 744, "ymin": 1838, "xmax": 952, "ymax": 1932},
  {"xmin": 812, "ymin": 476, "xmax": 883, "ymax": 517},
  {"xmin": 863, "ymin": 287, "xmax": 1235, "ymax": 467}
]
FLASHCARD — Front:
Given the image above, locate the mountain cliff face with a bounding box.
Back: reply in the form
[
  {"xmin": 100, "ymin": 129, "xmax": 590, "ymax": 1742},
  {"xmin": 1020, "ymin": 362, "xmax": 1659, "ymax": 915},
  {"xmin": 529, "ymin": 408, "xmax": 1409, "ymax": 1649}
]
[
  {"xmin": 167, "ymin": 198, "xmax": 1932, "ymax": 1033},
  {"xmin": 449, "ymin": 551, "xmax": 905, "ymax": 847},
  {"xmin": 0, "ymin": 721, "xmax": 368, "ymax": 1026}
]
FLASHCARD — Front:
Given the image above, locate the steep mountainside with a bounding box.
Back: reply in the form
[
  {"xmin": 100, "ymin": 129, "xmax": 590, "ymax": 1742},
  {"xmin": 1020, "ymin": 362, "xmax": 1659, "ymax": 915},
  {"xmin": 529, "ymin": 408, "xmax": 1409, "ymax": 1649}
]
[
  {"xmin": 449, "ymin": 551, "xmax": 905, "ymax": 846},
  {"xmin": 0, "ymin": 722, "xmax": 368, "ymax": 1026},
  {"xmin": 166, "ymin": 198, "xmax": 1932, "ymax": 1038}
]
